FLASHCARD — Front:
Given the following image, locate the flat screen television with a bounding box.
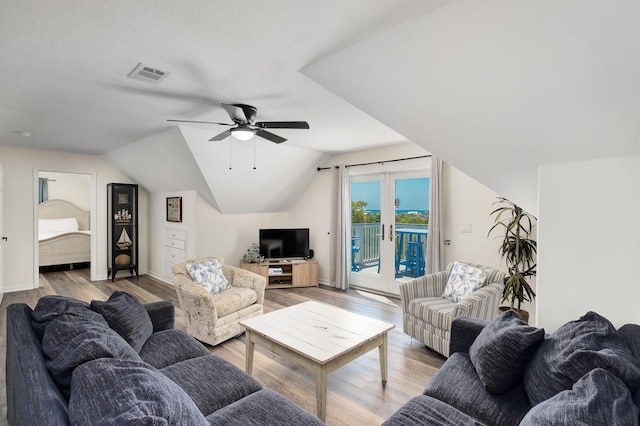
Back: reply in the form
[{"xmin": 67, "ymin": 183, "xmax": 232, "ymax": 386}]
[{"xmin": 259, "ymin": 228, "xmax": 310, "ymax": 260}]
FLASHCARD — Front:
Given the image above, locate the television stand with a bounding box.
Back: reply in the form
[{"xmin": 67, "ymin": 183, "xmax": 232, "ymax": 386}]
[{"xmin": 240, "ymin": 259, "xmax": 318, "ymax": 289}]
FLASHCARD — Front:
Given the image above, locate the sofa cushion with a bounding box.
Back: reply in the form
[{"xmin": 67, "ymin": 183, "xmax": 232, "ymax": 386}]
[
  {"xmin": 520, "ymin": 368, "xmax": 639, "ymax": 426},
  {"xmin": 424, "ymin": 352, "xmax": 530, "ymax": 426},
  {"xmin": 69, "ymin": 358, "xmax": 209, "ymax": 426},
  {"xmin": 160, "ymin": 354, "xmax": 262, "ymax": 416},
  {"xmin": 524, "ymin": 311, "xmax": 640, "ymax": 406},
  {"xmin": 205, "ymin": 389, "xmax": 325, "ymax": 426},
  {"xmin": 91, "ymin": 291, "xmax": 154, "ymax": 352},
  {"xmin": 42, "ymin": 316, "xmax": 141, "ymax": 399},
  {"xmin": 186, "ymin": 258, "xmax": 232, "ymax": 294},
  {"xmin": 31, "ymin": 295, "xmax": 106, "ymax": 340},
  {"xmin": 382, "ymin": 394, "xmax": 488, "ymax": 426},
  {"xmin": 212, "ymin": 286, "xmax": 258, "ymax": 317},
  {"xmin": 139, "ymin": 329, "xmax": 210, "ymax": 369},
  {"xmin": 442, "ymin": 262, "xmax": 488, "ymax": 302},
  {"xmin": 469, "ymin": 310, "xmax": 545, "ymax": 394}
]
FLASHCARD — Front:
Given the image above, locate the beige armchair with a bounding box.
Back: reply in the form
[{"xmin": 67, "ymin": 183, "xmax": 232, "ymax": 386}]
[
  {"xmin": 172, "ymin": 257, "xmax": 266, "ymax": 346},
  {"xmin": 399, "ymin": 262, "xmax": 506, "ymax": 357}
]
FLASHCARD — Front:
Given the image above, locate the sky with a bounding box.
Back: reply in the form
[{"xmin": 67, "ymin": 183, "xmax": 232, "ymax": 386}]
[{"xmin": 352, "ymin": 177, "xmax": 430, "ymax": 211}]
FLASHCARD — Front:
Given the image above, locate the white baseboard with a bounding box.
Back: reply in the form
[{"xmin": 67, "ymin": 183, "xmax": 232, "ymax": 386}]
[
  {"xmin": 318, "ymin": 277, "xmax": 333, "ymax": 287},
  {"xmin": 148, "ymin": 271, "xmax": 174, "ymax": 286},
  {"xmin": 3, "ymin": 282, "xmax": 37, "ymax": 293}
]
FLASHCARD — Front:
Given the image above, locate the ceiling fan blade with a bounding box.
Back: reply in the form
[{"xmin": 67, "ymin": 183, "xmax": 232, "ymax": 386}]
[
  {"xmin": 167, "ymin": 119, "xmax": 232, "ymax": 126},
  {"xmin": 209, "ymin": 130, "xmax": 231, "ymax": 141},
  {"xmin": 256, "ymin": 129, "xmax": 287, "ymax": 144},
  {"xmin": 255, "ymin": 121, "xmax": 310, "ymax": 129},
  {"xmin": 221, "ymin": 103, "xmax": 257, "ymax": 124}
]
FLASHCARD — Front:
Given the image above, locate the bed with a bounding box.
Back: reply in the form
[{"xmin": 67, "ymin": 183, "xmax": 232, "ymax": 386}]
[{"xmin": 38, "ymin": 199, "xmax": 91, "ymax": 267}]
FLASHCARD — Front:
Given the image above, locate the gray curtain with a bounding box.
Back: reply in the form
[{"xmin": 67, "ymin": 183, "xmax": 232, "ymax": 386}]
[
  {"xmin": 331, "ymin": 165, "xmax": 350, "ymax": 290},
  {"xmin": 426, "ymin": 156, "xmax": 444, "ymax": 273},
  {"xmin": 38, "ymin": 178, "xmax": 48, "ymax": 204}
]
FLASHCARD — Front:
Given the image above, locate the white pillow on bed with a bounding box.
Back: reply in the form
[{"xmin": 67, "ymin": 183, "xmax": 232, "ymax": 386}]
[{"xmin": 39, "ymin": 218, "xmax": 79, "ymax": 233}]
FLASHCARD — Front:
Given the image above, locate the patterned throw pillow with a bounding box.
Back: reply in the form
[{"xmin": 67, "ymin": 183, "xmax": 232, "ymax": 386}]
[
  {"xmin": 186, "ymin": 258, "xmax": 232, "ymax": 294},
  {"xmin": 442, "ymin": 262, "xmax": 489, "ymax": 302}
]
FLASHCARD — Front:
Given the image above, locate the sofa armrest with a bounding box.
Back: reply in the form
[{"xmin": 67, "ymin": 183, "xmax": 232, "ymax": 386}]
[
  {"xmin": 398, "ymin": 271, "xmax": 448, "ymax": 311},
  {"xmin": 453, "ymin": 283, "xmax": 504, "ymax": 321},
  {"xmin": 173, "ymin": 272, "xmax": 220, "ymax": 321},
  {"xmin": 145, "ymin": 301, "xmax": 175, "ymax": 332},
  {"xmin": 222, "ymin": 265, "xmax": 267, "ymax": 306},
  {"xmin": 449, "ymin": 316, "xmax": 490, "ymax": 355}
]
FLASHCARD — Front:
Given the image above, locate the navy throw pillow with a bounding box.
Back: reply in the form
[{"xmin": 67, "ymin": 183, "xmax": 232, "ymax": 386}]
[
  {"xmin": 524, "ymin": 311, "xmax": 640, "ymax": 406},
  {"xmin": 31, "ymin": 295, "xmax": 106, "ymax": 340},
  {"xmin": 68, "ymin": 358, "xmax": 209, "ymax": 426},
  {"xmin": 42, "ymin": 317, "xmax": 141, "ymax": 399},
  {"xmin": 91, "ymin": 291, "xmax": 153, "ymax": 352},
  {"xmin": 521, "ymin": 369, "xmax": 639, "ymax": 425},
  {"xmin": 469, "ymin": 310, "xmax": 545, "ymax": 394}
]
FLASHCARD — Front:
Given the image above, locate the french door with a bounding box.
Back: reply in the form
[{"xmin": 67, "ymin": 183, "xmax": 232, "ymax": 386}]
[{"xmin": 349, "ymin": 170, "xmax": 430, "ymax": 295}]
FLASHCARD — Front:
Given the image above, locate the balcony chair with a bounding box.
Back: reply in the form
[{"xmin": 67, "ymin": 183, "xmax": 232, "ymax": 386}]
[
  {"xmin": 172, "ymin": 257, "xmax": 266, "ymax": 346},
  {"xmin": 399, "ymin": 261, "xmax": 506, "ymax": 357}
]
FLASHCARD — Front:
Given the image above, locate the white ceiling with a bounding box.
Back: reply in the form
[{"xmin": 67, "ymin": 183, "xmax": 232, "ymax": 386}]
[
  {"xmin": 0, "ymin": 0, "xmax": 449, "ymax": 155},
  {"xmin": 5, "ymin": 1, "xmax": 638, "ymax": 215},
  {"xmin": 304, "ymin": 0, "xmax": 640, "ymax": 213}
]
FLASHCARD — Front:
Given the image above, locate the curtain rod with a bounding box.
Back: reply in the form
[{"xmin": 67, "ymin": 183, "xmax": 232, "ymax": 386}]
[{"xmin": 316, "ymin": 154, "xmax": 431, "ymax": 171}]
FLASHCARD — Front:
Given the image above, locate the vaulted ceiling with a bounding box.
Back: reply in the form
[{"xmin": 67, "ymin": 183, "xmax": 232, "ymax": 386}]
[
  {"xmin": 304, "ymin": 0, "xmax": 640, "ymax": 213},
  {"xmin": 0, "ymin": 0, "xmax": 448, "ymax": 213},
  {"xmin": 2, "ymin": 1, "xmax": 640, "ymax": 214}
]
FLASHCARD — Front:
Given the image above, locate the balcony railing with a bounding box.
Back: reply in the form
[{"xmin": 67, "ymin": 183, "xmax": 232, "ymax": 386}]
[{"xmin": 351, "ymin": 223, "xmax": 428, "ymax": 277}]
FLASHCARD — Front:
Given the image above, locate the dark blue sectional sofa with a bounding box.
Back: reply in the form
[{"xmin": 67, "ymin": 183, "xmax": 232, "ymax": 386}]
[
  {"xmin": 5, "ymin": 291, "xmax": 324, "ymax": 425},
  {"xmin": 385, "ymin": 311, "xmax": 640, "ymax": 425}
]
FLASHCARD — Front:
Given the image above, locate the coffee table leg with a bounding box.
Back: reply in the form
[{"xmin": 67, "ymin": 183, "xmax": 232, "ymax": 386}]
[
  {"xmin": 245, "ymin": 329, "xmax": 255, "ymax": 375},
  {"xmin": 379, "ymin": 333, "xmax": 388, "ymax": 385},
  {"xmin": 315, "ymin": 367, "xmax": 327, "ymax": 422}
]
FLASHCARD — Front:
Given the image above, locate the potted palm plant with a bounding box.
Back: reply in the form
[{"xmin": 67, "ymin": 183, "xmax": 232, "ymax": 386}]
[{"xmin": 488, "ymin": 197, "xmax": 537, "ymax": 322}]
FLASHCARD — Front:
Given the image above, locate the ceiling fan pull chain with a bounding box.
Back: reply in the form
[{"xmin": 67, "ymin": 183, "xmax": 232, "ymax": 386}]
[
  {"xmin": 229, "ymin": 138, "xmax": 233, "ymax": 170},
  {"xmin": 253, "ymin": 139, "xmax": 257, "ymax": 170}
]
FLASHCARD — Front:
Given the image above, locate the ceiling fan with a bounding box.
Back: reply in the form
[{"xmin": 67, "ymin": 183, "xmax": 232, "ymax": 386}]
[{"xmin": 167, "ymin": 103, "xmax": 309, "ymax": 144}]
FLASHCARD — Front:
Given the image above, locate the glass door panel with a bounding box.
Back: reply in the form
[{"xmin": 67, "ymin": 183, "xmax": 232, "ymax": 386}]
[
  {"xmin": 349, "ymin": 177, "xmax": 388, "ymax": 292},
  {"xmin": 393, "ymin": 176, "xmax": 430, "ymax": 288},
  {"xmin": 349, "ymin": 171, "xmax": 430, "ymax": 295}
]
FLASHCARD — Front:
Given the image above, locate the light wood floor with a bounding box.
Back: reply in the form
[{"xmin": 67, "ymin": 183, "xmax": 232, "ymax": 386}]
[{"xmin": 0, "ymin": 269, "xmax": 445, "ymax": 426}]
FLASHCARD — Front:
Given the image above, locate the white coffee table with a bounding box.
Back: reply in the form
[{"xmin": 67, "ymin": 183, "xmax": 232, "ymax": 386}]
[{"xmin": 239, "ymin": 301, "xmax": 395, "ymax": 421}]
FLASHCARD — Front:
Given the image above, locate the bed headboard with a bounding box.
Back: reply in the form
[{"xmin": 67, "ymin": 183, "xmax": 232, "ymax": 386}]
[{"xmin": 39, "ymin": 199, "xmax": 90, "ymax": 231}]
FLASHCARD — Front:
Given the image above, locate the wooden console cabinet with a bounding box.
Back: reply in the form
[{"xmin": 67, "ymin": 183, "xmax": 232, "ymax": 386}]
[{"xmin": 240, "ymin": 259, "xmax": 318, "ymax": 289}]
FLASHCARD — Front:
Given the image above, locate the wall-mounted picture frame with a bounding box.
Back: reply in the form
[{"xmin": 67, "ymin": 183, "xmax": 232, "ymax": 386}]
[{"xmin": 166, "ymin": 196, "xmax": 182, "ymax": 223}]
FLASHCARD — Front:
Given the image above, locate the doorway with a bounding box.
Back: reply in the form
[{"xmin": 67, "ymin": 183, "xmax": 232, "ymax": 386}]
[
  {"xmin": 34, "ymin": 169, "xmax": 97, "ymax": 285},
  {"xmin": 0, "ymin": 161, "xmax": 4, "ymax": 304},
  {"xmin": 349, "ymin": 170, "xmax": 430, "ymax": 295}
]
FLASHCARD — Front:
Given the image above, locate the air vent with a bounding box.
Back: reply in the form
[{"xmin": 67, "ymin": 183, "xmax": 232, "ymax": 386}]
[{"xmin": 127, "ymin": 63, "xmax": 170, "ymax": 84}]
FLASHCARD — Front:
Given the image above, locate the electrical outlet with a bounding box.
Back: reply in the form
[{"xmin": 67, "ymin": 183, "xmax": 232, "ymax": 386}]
[{"xmin": 462, "ymin": 223, "xmax": 472, "ymax": 233}]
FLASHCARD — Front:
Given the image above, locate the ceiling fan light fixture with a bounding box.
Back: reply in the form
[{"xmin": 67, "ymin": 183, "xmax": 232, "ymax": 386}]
[{"xmin": 231, "ymin": 127, "xmax": 255, "ymax": 141}]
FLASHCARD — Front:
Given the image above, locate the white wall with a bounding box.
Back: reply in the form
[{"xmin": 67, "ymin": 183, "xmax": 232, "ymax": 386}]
[
  {"xmin": 443, "ymin": 165, "xmax": 504, "ymax": 269},
  {"xmin": 195, "ymin": 194, "xmax": 288, "ymax": 265},
  {"xmin": 148, "ymin": 190, "xmax": 198, "ymax": 283},
  {"xmin": 0, "ymin": 146, "xmax": 149, "ymax": 291},
  {"xmin": 537, "ymin": 156, "xmax": 640, "ymax": 331},
  {"xmin": 39, "ymin": 171, "xmax": 91, "ymax": 211},
  {"xmin": 288, "ymin": 165, "xmax": 333, "ymax": 283},
  {"xmin": 146, "ymin": 189, "xmax": 290, "ymax": 282}
]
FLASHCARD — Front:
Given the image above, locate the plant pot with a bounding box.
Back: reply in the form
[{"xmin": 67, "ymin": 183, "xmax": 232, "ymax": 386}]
[{"xmin": 498, "ymin": 306, "xmax": 530, "ymax": 323}]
